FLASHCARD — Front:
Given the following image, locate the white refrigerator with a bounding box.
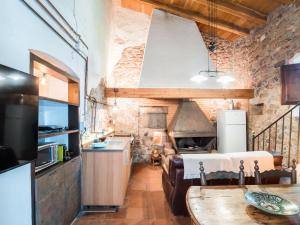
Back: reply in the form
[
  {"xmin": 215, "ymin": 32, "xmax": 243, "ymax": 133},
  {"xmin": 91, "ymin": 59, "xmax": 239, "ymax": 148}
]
[{"xmin": 217, "ymin": 110, "xmax": 247, "ymax": 153}]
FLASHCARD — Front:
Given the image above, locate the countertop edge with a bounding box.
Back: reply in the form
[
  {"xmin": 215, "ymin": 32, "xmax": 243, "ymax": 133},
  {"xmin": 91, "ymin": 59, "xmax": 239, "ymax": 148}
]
[
  {"xmin": 0, "ymin": 160, "xmax": 33, "ymax": 175},
  {"xmin": 82, "ymin": 137, "xmax": 131, "ymax": 152}
]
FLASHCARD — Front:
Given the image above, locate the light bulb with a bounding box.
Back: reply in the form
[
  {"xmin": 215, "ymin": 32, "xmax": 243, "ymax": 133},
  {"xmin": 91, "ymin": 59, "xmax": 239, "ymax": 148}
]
[
  {"xmin": 9, "ymin": 74, "xmax": 25, "ymax": 81},
  {"xmin": 190, "ymin": 75, "xmax": 208, "ymax": 83},
  {"xmin": 112, "ymin": 104, "xmax": 118, "ymax": 112},
  {"xmin": 40, "ymin": 73, "xmax": 47, "ymax": 86},
  {"xmin": 216, "ymin": 75, "xmax": 235, "ymax": 84}
]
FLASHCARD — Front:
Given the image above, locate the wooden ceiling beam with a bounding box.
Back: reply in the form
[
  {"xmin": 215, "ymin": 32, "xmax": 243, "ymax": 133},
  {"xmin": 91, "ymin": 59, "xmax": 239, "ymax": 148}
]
[
  {"xmin": 105, "ymin": 88, "xmax": 254, "ymax": 99},
  {"xmin": 195, "ymin": 0, "xmax": 267, "ymax": 24},
  {"xmin": 139, "ymin": 0, "xmax": 249, "ymax": 36}
]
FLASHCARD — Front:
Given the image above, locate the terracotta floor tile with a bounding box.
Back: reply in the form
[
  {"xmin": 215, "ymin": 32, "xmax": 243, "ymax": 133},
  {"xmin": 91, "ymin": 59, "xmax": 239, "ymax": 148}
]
[
  {"xmin": 126, "ymin": 207, "xmax": 146, "ymax": 219},
  {"xmin": 125, "ymin": 194, "xmax": 146, "ymax": 208},
  {"xmin": 104, "ymin": 208, "xmax": 127, "ymax": 219},
  {"xmin": 147, "ymin": 182, "xmax": 163, "ymax": 191}
]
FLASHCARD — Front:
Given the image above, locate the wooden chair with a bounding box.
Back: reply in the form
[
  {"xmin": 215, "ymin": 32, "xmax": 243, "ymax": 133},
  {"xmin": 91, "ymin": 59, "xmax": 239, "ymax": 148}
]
[
  {"xmin": 199, "ymin": 160, "xmax": 245, "ymax": 186},
  {"xmin": 254, "ymin": 159, "xmax": 297, "ymax": 185}
]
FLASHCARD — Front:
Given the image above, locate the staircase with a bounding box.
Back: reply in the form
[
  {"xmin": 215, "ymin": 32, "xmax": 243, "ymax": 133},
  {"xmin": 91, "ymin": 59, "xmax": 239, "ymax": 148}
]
[{"xmin": 252, "ymin": 103, "xmax": 300, "ymax": 167}]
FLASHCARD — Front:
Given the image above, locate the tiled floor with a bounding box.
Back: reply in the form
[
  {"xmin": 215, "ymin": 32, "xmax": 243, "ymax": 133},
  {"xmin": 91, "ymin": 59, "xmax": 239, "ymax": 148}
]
[{"xmin": 75, "ymin": 164, "xmax": 191, "ymax": 225}]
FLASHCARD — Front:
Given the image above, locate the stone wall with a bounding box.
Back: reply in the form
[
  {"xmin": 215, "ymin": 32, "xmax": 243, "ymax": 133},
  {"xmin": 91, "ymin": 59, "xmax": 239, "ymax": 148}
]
[
  {"xmin": 237, "ymin": 4, "xmax": 300, "ymax": 133},
  {"xmin": 233, "ymin": 4, "xmax": 300, "ymax": 165}
]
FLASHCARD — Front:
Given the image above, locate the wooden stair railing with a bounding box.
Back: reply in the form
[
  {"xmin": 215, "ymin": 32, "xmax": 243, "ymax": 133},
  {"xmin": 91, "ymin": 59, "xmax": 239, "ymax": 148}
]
[{"xmin": 252, "ymin": 103, "xmax": 300, "ymax": 167}]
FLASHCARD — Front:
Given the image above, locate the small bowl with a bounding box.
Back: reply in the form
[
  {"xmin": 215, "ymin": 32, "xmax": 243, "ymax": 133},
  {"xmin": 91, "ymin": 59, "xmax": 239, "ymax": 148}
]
[{"xmin": 91, "ymin": 142, "xmax": 107, "ymax": 148}]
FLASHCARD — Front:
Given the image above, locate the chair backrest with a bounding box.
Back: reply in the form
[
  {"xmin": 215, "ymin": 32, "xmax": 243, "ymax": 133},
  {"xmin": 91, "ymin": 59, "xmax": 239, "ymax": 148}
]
[
  {"xmin": 254, "ymin": 159, "xmax": 297, "ymax": 185},
  {"xmin": 199, "ymin": 160, "xmax": 245, "ymax": 186}
]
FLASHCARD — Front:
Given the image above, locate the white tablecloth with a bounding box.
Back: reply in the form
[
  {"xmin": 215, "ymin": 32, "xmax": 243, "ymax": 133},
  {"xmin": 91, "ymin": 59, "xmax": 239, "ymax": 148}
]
[
  {"xmin": 182, "ymin": 154, "xmax": 232, "ymax": 179},
  {"xmin": 182, "ymin": 151, "xmax": 274, "ymax": 179},
  {"xmin": 225, "ymin": 151, "xmax": 274, "ymax": 176}
]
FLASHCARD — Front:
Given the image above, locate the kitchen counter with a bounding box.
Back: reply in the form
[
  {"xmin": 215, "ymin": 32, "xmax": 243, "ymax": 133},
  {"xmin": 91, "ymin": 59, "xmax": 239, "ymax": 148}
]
[
  {"xmin": 82, "ymin": 136, "xmax": 131, "ymax": 152},
  {"xmin": 82, "ymin": 136, "xmax": 132, "ymax": 206},
  {"xmin": 81, "ymin": 129, "xmax": 114, "ymax": 146}
]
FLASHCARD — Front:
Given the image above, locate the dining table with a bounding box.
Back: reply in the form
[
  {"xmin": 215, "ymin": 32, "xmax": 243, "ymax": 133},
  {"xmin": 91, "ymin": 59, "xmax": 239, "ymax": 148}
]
[{"xmin": 186, "ymin": 185, "xmax": 300, "ymax": 225}]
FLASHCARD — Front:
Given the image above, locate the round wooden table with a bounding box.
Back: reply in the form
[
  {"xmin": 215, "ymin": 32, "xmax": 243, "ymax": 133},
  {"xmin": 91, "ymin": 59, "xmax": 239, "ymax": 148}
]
[{"xmin": 186, "ymin": 185, "xmax": 300, "ymax": 225}]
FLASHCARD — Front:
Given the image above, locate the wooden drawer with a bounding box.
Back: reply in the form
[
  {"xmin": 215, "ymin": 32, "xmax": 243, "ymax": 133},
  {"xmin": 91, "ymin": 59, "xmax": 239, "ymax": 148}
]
[{"xmin": 35, "ymin": 166, "xmax": 64, "ymax": 202}]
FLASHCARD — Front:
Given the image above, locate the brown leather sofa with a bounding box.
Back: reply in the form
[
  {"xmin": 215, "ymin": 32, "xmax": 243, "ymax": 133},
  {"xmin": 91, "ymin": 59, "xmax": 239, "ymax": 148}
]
[
  {"xmin": 162, "ymin": 156, "xmax": 199, "ymax": 216},
  {"xmin": 162, "ymin": 154, "xmax": 283, "ymax": 216}
]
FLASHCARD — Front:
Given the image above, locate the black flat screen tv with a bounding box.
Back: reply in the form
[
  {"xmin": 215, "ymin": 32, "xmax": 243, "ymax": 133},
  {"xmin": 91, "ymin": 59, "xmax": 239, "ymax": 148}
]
[{"xmin": 0, "ymin": 64, "xmax": 39, "ymax": 161}]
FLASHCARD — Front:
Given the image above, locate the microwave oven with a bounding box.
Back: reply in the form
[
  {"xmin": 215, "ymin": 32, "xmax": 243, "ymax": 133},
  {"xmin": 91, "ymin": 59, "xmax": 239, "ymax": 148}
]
[{"xmin": 35, "ymin": 142, "xmax": 59, "ymax": 172}]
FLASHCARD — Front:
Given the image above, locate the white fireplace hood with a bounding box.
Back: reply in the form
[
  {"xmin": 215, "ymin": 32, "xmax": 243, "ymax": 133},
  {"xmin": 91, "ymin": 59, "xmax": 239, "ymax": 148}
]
[{"xmin": 139, "ymin": 10, "xmax": 232, "ymax": 88}]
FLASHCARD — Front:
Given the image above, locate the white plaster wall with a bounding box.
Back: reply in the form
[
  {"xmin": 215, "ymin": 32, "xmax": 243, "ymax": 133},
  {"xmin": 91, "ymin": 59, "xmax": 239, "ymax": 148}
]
[
  {"xmin": 71, "ymin": 0, "xmax": 112, "ymax": 92},
  {"xmin": 0, "ymin": 0, "xmax": 112, "ymax": 122},
  {"xmin": 139, "ymin": 10, "xmax": 236, "ymax": 88},
  {"xmin": 0, "ymin": 1, "xmax": 85, "ymax": 76}
]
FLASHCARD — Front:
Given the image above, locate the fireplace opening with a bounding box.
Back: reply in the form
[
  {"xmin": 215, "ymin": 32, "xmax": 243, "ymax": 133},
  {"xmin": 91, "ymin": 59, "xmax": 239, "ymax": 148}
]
[
  {"xmin": 168, "ymin": 100, "xmax": 216, "ymax": 154},
  {"xmin": 175, "ymin": 137, "xmax": 216, "ymax": 153}
]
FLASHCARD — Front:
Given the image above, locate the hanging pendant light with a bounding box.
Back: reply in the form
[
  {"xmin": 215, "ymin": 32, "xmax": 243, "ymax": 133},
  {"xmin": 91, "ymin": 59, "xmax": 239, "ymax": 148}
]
[
  {"xmin": 216, "ymin": 75, "xmax": 235, "ymax": 84},
  {"xmin": 190, "ymin": 74, "xmax": 208, "ymax": 83},
  {"xmin": 191, "ymin": 0, "xmax": 234, "ymax": 84},
  {"xmin": 112, "ymin": 88, "xmax": 118, "ymax": 112},
  {"xmin": 40, "ymin": 73, "xmax": 47, "ymax": 86}
]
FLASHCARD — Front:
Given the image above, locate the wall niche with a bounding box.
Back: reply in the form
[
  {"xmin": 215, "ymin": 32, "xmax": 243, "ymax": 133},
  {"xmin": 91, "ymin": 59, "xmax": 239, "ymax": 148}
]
[{"xmin": 140, "ymin": 106, "xmax": 168, "ymax": 129}]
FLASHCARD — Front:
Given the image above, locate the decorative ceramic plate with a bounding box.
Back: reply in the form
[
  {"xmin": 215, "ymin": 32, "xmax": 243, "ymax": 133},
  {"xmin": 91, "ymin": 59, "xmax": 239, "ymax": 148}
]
[{"xmin": 245, "ymin": 191, "xmax": 300, "ymax": 216}]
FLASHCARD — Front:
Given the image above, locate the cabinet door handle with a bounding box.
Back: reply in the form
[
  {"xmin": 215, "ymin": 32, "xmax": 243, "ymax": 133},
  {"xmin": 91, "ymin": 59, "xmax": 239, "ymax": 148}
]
[{"xmin": 48, "ymin": 170, "xmax": 57, "ymax": 176}]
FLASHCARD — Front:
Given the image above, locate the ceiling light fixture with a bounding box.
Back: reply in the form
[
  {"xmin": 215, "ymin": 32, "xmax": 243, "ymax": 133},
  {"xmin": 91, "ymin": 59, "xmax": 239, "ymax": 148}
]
[
  {"xmin": 9, "ymin": 74, "xmax": 25, "ymax": 81},
  {"xmin": 40, "ymin": 73, "xmax": 47, "ymax": 86},
  {"xmin": 190, "ymin": 74, "xmax": 208, "ymax": 83},
  {"xmin": 112, "ymin": 88, "xmax": 118, "ymax": 112},
  {"xmin": 217, "ymin": 75, "xmax": 235, "ymax": 84},
  {"xmin": 192, "ymin": 0, "xmax": 234, "ymax": 84}
]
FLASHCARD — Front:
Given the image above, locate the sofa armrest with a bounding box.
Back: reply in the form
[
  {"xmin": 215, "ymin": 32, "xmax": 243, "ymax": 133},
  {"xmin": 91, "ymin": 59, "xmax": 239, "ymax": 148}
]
[
  {"xmin": 170, "ymin": 168, "xmax": 196, "ymax": 215},
  {"xmin": 169, "ymin": 156, "xmax": 184, "ymax": 186}
]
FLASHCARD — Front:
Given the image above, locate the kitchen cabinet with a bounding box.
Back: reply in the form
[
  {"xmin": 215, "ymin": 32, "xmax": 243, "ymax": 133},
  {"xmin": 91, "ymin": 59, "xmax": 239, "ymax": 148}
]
[
  {"xmin": 64, "ymin": 158, "xmax": 81, "ymax": 225},
  {"xmin": 35, "ymin": 156, "xmax": 81, "ymax": 225},
  {"xmin": 82, "ymin": 137, "xmax": 132, "ymax": 206},
  {"xmin": 281, "ymin": 63, "xmax": 300, "ymax": 104}
]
